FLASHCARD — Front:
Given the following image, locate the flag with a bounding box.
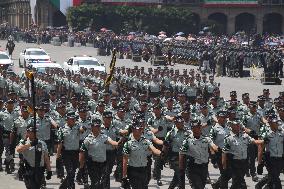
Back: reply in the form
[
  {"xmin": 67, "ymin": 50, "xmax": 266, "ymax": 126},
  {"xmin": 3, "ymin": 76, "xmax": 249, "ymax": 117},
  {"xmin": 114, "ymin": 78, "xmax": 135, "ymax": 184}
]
[
  {"xmin": 105, "ymin": 49, "xmax": 117, "ymax": 87},
  {"xmin": 30, "ymin": 0, "xmax": 37, "ymax": 24},
  {"xmin": 50, "ymin": 0, "xmax": 83, "ymax": 15}
]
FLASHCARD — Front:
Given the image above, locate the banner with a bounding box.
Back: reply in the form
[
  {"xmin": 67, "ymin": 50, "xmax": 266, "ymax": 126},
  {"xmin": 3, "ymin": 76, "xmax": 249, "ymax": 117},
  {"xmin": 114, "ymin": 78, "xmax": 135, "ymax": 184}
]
[
  {"xmin": 30, "ymin": 0, "xmax": 37, "ymax": 24},
  {"xmin": 50, "ymin": 0, "xmax": 83, "ymax": 15},
  {"xmin": 203, "ymin": 0, "xmax": 258, "ymax": 7},
  {"xmin": 105, "ymin": 49, "xmax": 117, "ymax": 87}
]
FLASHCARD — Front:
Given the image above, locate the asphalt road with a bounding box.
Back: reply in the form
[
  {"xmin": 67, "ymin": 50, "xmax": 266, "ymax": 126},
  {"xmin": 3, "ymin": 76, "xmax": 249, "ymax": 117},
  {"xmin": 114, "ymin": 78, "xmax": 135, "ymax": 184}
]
[{"xmin": 0, "ymin": 40, "xmax": 283, "ymax": 189}]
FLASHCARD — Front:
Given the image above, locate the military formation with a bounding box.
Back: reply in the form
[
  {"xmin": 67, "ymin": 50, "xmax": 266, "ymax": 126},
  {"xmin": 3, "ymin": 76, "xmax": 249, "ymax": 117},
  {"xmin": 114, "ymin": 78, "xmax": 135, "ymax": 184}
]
[{"xmin": 0, "ymin": 62, "xmax": 284, "ymax": 189}]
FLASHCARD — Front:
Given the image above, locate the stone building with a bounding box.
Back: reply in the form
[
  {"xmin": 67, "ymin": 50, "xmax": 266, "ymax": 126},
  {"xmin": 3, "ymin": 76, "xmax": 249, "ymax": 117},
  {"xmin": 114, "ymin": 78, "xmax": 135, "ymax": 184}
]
[
  {"xmin": 0, "ymin": 0, "xmax": 283, "ymax": 34},
  {"xmin": 0, "ymin": 0, "xmax": 66, "ymax": 28}
]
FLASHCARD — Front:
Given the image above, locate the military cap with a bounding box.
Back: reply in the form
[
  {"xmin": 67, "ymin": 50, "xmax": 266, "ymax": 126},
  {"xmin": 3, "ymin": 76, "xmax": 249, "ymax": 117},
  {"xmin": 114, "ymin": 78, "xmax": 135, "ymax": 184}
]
[
  {"xmin": 6, "ymin": 99, "xmax": 14, "ymax": 104},
  {"xmin": 249, "ymin": 101, "xmax": 258, "ymax": 107},
  {"xmin": 228, "ymin": 119, "xmax": 241, "ymax": 126},
  {"xmin": 200, "ymin": 104, "xmax": 208, "ymax": 109},
  {"xmin": 66, "ymin": 111, "xmax": 76, "ymax": 119},
  {"xmin": 263, "ymin": 89, "xmax": 269, "ymax": 93},
  {"xmin": 21, "ymin": 105, "xmax": 29, "ymax": 112},
  {"xmin": 227, "ymin": 107, "xmax": 236, "ymax": 113},
  {"xmin": 49, "ymin": 90, "xmax": 56, "ymax": 94},
  {"xmin": 71, "ymin": 95, "xmax": 77, "ymax": 100},
  {"xmin": 132, "ymin": 120, "xmax": 143, "ymax": 130},
  {"xmin": 257, "ymin": 95, "xmax": 266, "ymax": 101},
  {"xmin": 271, "ymin": 118, "xmax": 279, "ymax": 123},
  {"xmin": 78, "ymin": 107, "xmax": 87, "ymax": 112},
  {"xmin": 242, "ymin": 93, "xmax": 249, "ymax": 98},
  {"xmin": 91, "ymin": 118, "xmax": 102, "ymax": 127},
  {"xmin": 196, "ymin": 94, "xmax": 203, "ymax": 99},
  {"xmin": 175, "ymin": 115, "xmax": 184, "ymax": 123},
  {"xmin": 274, "ymin": 98, "xmax": 280, "ymax": 103},
  {"xmin": 97, "ymin": 100, "xmax": 105, "ymax": 106},
  {"xmin": 230, "ymin": 91, "xmax": 237, "ymax": 96},
  {"xmin": 19, "ymin": 96, "xmax": 27, "ymax": 101},
  {"xmin": 139, "ymin": 100, "xmax": 147, "ymax": 106},
  {"xmin": 117, "ymin": 104, "xmax": 125, "ymax": 111},
  {"xmin": 103, "ymin": 111, "xmax": 112, "ymax": 118},
  {"xmin": 191, "ymin": 119, "xmax": 201, "ymax": 128},
  {"xmin": 56, "ymin": 102, "xmax": 65, "ymax": 108},
  {"xmin": 217, "ymin": 111, "xmax": 227, "ymax": 117}
]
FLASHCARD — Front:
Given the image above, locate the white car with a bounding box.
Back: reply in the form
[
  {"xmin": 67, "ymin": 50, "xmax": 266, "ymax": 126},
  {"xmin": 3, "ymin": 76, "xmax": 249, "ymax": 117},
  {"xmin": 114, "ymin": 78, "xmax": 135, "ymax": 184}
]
[
  {"xmin": 0, "ymin": 51, "xmax": 13, "ymax": 70},
  {"xmin": 63, "ymin": 55, "xmax": 105, "ymax": 73},
  {"xmin": 19, "ymin": 47, "xmax": 51, "ymax": 68}
]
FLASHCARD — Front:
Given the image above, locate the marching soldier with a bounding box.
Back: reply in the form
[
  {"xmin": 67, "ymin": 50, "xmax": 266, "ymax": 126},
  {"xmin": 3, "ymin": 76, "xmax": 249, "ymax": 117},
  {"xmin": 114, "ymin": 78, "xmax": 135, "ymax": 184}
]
[
  {"xmin": 257, "ymin": 116, "xmax": 284, "ymax": 189},
  {"xmin": 16, "ymin": 124, "xmax": 52, "ymax": 189},
  {"xmin": 222, "ymin": 119, "xmax": 263, "ymax": 189},
  {"xmin": 210, "ymin": 111, "xmax": 231, "ymax": 189},
  {"xmin": 79, "ymin": 118, "xmax": 118, "ymax": 188},
  {"xmin": 242, "ymin": 101, "xmax": 263, "ymax": 181},
  {"xmin": 0, "ymin": 99, "xmax": 19, "ymax": 174},
  {"xmin": 76, "ymin": 107, "xmax": 92, "ymax": 186},
  {"xmin": 36, "ymin": 104, "xmax": 58, "ymax": 154},
  {"xmin": 147, "ymin": 104, "xmax": 172, "ymax": 186},
  {"xmin": 179, "ymin": 119, "xmax": 218, "ymax": 189},
  {"xmin": 57, "ymin": 111, "xmax": 86, "ymax": 189},
  {"xmin": 163, "ymin": 115, "xmax": 190, "ymax": 189},
  {"xmin": 122, "ymin": 120, "xmax": 162, "ymax": 189},
  {"xmin": 101, "ymin": 110, "xmax": 125, "ymax": 188},
  {"xmin": 11, "ymin": 106, "xmax": 31, "ymax": 180}
]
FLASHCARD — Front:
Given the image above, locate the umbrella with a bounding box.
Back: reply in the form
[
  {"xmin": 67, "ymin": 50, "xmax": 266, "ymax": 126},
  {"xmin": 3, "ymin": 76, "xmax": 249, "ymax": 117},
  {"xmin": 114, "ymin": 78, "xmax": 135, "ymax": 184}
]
[
  {"xmin": 203, "ymin": 27, "xmax": 210, "ymax": 31},
  {"xmin": 175, "ymin": 36, "xmax": 187, "ymax": 41},
  {"xmin": 158, "ymin": 34, "xmax": 167, "ymax": 39},
  {"xmin": 176, "ymin": 32, "xmax": 185, "ymax": 36},
  {"xmin": 127, "ymin": 35, "xmax": 135, "ymax": 40},
  {"xmin": 268, "ymin": 42, "xmax": 279, "ymax": 46},
  {"xmin": 229, "ymin": 38, "xmax": 237, "ymax": 43},
  {"xmin": 188, "ymin": 36, "xmax": 196, "ymax": 41},
  {"xmin": 163, "ymin": 38, "xmax": 173, "ymax": 42},
  {"xmin": 100, "ymin": 28, "xmax": 107, "ymax": 32}
]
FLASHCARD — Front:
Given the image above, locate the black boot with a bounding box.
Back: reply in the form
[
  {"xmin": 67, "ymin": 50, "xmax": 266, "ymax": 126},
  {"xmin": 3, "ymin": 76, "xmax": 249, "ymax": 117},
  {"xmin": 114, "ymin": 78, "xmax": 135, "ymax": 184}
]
[
  {"xmin": 9, "ymin": 159, "xmax": 15, "ymax": 173},
  {"xmin": 0, "ymin": 159, "xmax": 3, "ymax": 172},
  {"xmin": 4, "ymin": 160, "xmax": 11, "ymax": 174}
]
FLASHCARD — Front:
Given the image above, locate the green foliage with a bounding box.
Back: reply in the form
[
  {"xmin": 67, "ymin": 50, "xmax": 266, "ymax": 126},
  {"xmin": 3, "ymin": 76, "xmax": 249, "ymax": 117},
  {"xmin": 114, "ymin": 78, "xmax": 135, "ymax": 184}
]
[{"xmin": 66, "ymin": 4, "xmax": 199, "ymax": 35}]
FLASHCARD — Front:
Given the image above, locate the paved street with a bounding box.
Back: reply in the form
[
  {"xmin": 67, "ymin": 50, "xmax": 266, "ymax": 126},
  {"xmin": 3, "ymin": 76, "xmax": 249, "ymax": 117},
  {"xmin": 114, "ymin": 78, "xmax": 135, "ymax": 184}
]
[{"xmin": 0, "ymin": 40, "xmax": 283, "ymax": 188}]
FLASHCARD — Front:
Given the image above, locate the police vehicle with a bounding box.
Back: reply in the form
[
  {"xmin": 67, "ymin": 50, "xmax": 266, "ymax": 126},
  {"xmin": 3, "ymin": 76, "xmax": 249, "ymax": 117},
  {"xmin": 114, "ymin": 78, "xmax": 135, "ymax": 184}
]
[
  {"xmin": 63, "ymin": 55, "xmax": 105, "ymax": 73},
  {"xmin": 18, "ymin": 47, "xmax": 51, "ymax": 68},
  {"xmin": 0, "ymin": 50, "xmax": 13, "ymax": 70}
]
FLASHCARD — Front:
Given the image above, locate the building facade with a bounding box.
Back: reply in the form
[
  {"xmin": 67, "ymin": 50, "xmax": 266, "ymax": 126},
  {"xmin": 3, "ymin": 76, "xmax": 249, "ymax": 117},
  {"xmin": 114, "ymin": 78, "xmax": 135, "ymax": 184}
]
[
  {"xmin": 0, "ymin": 0, "xmax": 66, "ymax": 29},
  {"xmin": 0, "ymin": 0, "xmax": 283, "ymax": 34}
]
